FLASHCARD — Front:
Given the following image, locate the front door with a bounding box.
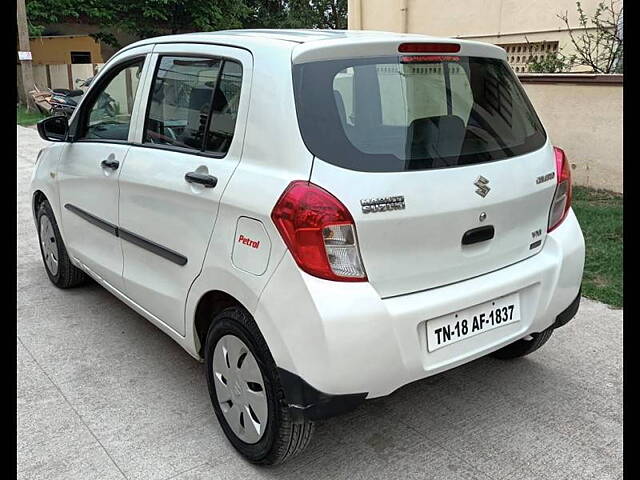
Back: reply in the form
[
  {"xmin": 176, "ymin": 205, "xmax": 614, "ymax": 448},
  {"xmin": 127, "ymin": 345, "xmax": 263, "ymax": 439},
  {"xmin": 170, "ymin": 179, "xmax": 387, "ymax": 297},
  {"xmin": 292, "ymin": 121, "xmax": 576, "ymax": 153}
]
[
  {"xmin": 58, "ymin": 52, "xmax": 149, "ymax": 290},
  {"xmin": 117, "ymin": 45, "xmax": 252, "ymax": 335}
]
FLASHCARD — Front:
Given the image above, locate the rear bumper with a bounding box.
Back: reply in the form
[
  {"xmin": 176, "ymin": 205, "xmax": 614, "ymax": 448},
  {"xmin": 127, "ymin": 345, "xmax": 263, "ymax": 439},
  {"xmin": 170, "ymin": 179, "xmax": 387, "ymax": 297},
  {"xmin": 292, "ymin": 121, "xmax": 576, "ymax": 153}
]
[
  {"xmin": 277, "ymin": 368, "xmax": 367, "ymax": 421},
  {"xmin": 553, "ymin": 288, "xmax": 581, "ymax": 329},
  {"xmin": 255, "ymin": 209, "xmax": 585, "ymax": 417}
]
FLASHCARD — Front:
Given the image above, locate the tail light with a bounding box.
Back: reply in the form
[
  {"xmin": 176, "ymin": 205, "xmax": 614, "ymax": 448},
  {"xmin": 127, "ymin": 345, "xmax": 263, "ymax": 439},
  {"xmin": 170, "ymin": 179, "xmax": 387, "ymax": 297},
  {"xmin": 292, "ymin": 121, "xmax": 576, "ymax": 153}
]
[
  {"xmin": 548, "ymin": 146, "xmax": 572, "ymax": 232},
  {"xmin": 271, "ymin": 181, "xmax": 367, "ymax": 282}
]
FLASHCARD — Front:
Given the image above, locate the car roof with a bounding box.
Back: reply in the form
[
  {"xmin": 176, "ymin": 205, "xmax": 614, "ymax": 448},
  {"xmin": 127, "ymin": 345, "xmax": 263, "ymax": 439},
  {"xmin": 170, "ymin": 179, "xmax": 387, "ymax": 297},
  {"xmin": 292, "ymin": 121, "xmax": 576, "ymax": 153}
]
[{"xmin": 121, "ymin": 29, "xmax": 506, "ymax": 63}]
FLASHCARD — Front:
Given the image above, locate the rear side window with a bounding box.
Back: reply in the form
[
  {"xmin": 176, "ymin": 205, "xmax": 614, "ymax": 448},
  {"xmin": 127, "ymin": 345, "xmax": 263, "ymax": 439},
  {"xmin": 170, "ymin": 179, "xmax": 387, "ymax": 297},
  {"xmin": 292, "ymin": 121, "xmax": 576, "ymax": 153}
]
[
  {"xmin": 144, "ymin": 56, "xmax": 242, "ymax": 155},
  {"xmin": 293, "ymin": 56, "xmax": 546, "ymax": 172}
]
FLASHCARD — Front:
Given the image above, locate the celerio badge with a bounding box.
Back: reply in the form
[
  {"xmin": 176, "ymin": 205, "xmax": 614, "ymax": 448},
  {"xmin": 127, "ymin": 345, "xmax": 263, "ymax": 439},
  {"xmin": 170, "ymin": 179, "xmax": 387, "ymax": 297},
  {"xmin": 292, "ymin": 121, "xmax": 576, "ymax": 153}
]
[{"xmin": 474, "ymin": 176, "xmax": 491, "ymax": 198}]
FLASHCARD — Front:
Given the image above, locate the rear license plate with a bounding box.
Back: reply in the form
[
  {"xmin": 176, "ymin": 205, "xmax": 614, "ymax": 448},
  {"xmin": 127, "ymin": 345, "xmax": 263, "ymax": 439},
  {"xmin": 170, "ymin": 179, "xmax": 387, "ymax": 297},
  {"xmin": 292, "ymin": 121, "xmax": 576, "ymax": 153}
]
[{"xmin": 426, "ymin": 293, "xmax": 521, "ymax": 352}]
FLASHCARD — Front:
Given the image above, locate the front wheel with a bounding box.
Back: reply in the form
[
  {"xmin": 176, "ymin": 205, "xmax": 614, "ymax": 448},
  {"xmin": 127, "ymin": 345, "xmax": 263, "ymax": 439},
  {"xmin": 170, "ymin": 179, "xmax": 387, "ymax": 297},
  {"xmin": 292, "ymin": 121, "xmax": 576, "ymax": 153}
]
[
  {"xmin": 204, "ymin": 307, "xmax": 314, "ymax": 465},
  {"xmin": 36, "ymin": 200, "xmax": 87, "ymax": 288}
]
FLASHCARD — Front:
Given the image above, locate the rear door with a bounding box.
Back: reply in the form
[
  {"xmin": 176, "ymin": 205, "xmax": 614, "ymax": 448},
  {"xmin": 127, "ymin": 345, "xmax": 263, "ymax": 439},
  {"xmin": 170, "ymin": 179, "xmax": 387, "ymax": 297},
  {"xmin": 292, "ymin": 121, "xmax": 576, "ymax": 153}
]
[
  {"xmin": 295, "ymin": 51, "xmax": 557, "ymax": 298},
  {"xmin": 117, "ymin": 44, "xmax": 251, "ymax": 335}
]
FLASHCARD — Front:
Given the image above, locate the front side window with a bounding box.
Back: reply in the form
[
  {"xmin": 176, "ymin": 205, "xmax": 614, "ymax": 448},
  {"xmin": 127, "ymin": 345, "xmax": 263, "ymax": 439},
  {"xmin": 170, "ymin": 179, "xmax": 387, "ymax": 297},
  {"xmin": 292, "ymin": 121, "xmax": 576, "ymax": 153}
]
[
  {"xmin": 144, "ymin": 56, "xmax": 242, "ymax": 155},
  {"xmin": 80, "ymin": 59, "xmax": 144, "ymax": 141},
  {"xmin": 293, "ymin": 55, "xmax": 546, "ymax": 172}
]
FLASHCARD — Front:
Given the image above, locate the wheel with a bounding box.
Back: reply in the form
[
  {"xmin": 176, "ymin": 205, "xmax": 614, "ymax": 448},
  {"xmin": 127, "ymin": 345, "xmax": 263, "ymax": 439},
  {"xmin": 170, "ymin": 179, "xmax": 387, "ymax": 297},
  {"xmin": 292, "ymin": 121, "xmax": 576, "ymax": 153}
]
[
  {"xmin": 204, "ymin": 307, "xmax": 314, "ymax": 465},
  {"xmin": 36, "ymin": 200, "xmax": 87, "ymax": 288},
  {"xmin": 491, "ymin": 327, "xmax": 554, "ymax": 359}
]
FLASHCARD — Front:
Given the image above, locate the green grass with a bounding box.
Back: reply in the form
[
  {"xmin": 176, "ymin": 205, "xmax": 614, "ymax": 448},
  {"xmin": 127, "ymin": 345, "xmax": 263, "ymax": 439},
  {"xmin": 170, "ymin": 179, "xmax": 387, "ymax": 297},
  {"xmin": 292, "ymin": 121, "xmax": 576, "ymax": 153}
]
[
  {"xmin": 572, "ymin": 186, "xmax": 623, "ymax": 308},
  {"xmin": 17, "ymin": 105, "xmax": 47, "ymax": 126}
]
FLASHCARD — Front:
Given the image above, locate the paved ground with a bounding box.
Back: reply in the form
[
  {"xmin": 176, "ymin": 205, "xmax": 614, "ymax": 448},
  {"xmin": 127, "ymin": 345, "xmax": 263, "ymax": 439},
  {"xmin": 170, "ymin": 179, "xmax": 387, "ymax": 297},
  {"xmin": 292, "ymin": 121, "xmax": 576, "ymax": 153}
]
[{"xmin": 17, "ymin": 125, "xmax": 622, "ymax": 480}]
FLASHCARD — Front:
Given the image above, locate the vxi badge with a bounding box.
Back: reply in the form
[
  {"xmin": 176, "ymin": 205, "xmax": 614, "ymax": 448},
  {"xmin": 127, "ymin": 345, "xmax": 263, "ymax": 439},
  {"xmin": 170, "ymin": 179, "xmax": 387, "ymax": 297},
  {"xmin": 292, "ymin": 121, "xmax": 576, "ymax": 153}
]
[
  {"xmin": 361, "ymin": 195, "xmax": 406, "ymax": 214},
  {"xmin": 474, "ymin": 176, "xmax": 491, "ymax": 198}
]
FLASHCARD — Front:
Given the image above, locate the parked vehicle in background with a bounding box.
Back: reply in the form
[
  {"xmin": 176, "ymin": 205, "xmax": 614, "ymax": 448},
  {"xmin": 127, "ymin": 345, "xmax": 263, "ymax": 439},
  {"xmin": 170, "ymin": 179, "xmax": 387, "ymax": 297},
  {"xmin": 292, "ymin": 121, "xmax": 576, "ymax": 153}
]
[
  {"xmin": 49, "ymin": 87, "xmax": 85, "ymax": 118},
  {"xmin": 31, "ymin": 29, "xmax": 585, "ymax": 465},
  {"xmin": 49, "ymin": 77, "xmax": 115, "ymax": 119}
]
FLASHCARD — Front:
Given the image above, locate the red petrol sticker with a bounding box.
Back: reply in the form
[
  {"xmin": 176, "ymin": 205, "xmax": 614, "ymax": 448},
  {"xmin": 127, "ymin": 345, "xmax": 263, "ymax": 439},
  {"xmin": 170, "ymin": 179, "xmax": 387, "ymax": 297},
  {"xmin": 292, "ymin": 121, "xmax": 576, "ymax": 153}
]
[{"xmin": 238, "ymin": 234, "xmax": 260, "ymax": 249}]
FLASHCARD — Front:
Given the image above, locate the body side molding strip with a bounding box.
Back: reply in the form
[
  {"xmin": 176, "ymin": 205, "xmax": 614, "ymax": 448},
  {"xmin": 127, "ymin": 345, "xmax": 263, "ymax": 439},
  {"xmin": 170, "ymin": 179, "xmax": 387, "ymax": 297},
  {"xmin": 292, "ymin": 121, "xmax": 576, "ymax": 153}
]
[
  {"xmin": 64, "ymin": 203, "xmax": 188, "ymax": 266},
  {"xmin": 118, "ymin": 227, "xmax": 188, "ymax": 266},
  {"xmin": 64, "ymin": 204, "xmax": 118, "ymax": 236}
]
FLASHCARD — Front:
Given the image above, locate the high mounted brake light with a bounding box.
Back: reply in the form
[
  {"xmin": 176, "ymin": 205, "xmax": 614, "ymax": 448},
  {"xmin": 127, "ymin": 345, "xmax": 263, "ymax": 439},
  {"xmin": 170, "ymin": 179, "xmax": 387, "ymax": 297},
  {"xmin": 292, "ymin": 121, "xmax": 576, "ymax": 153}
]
[
  {"xmin": 398, "ymin": 43, "xmax": 460, "ymax": 53},
  {"xmin": 547, "ymin": 146, "xmax": 572, "ymax": 232},
  {"xmin": 271, "ymin": 181, "xmax": 367, "ymax": 282},
  {"xmin": 400, "ymin": 55, "xmax": 460, "ymax": 63}
]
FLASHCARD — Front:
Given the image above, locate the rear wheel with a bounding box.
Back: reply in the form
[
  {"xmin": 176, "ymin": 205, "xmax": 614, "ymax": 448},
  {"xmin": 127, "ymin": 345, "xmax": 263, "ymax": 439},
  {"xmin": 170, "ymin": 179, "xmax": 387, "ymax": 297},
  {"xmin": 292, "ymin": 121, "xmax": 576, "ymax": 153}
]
[
  {"xmin": 36, "ymin": 200, "xmax": 87, "ymax": 288},
  {"xmin": 204, "ymin": 307, "xmax": 314, "ymax": 465},
  {"xmin": 491, "ymin": 327, "xmax": 554, "ymax": 359}
]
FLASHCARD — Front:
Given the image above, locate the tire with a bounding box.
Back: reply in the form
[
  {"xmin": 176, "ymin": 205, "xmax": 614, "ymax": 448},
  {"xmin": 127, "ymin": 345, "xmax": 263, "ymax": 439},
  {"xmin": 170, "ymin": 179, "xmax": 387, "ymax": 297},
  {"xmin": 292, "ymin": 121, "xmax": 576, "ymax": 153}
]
[
  {"xmin": 204, "ymin": 307, "xmax": 314, "ymax": 465},
  {"xmin": 36, "ymin": 200, "xmax": 87, "ymax": 288},
  {"xmin": 491, "ymin": 326, "xmax": 554, "ymax": 359}
]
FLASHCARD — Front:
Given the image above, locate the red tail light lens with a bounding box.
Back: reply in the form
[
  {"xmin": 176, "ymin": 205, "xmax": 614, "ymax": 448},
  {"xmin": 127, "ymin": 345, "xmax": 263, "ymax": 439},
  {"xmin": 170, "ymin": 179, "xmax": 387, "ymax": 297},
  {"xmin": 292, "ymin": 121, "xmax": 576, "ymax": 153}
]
[
  {"xmin": 271, "ymin": 181, "xmax": 367, "ymax": 282},
  {"xmin": 398, "ymin": 43, "xmax": 460, "ymax": 53},
  {"xmin": 548, "ymin": 146, "xmax": 572, "ymax": 232}
]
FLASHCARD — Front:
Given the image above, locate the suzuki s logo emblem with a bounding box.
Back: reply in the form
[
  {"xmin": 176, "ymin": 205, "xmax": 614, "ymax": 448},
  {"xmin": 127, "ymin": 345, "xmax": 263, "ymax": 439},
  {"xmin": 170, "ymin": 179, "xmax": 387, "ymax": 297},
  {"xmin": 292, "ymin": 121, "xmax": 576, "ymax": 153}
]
[{"xmin": 474, "ymin": 176, "xmax": 491, "ymax": 198}]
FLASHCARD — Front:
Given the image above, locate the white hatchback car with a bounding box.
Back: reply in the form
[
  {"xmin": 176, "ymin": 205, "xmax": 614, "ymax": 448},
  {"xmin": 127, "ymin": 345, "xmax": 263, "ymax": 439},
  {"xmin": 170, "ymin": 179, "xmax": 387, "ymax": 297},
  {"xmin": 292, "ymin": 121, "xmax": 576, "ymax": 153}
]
[{"xmin": 31, "ymin": 29, "xmax": 585, "ymax": 464}]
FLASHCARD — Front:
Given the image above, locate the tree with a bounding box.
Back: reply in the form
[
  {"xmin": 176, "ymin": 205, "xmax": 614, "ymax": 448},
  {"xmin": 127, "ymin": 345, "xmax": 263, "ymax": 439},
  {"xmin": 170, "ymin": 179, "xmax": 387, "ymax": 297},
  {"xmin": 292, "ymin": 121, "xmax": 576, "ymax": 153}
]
[
  {"xmin": 243, "ymin": 0, "xmax": 290, "ymax": 29},
  {"xmin": 26, "ymin": 0, "xmax": 248, "ymax": 47},
  {"xmin": 25, "ymin": 0, "xmax": 348, "ymax": 48},
  {"xmin": 243, "ymin": 0, "xmax": 347, "ymax": 30},
  {"xmin": 25, "ymin": 0, "xmax": 84, "ymax": 36},
  {"xmin": 288, "ymin": 0, "xmax": 347, "ymax": 29},
  {"xmin": 558, "ymin": 0, "xmax": 623, "ymax": 73}
]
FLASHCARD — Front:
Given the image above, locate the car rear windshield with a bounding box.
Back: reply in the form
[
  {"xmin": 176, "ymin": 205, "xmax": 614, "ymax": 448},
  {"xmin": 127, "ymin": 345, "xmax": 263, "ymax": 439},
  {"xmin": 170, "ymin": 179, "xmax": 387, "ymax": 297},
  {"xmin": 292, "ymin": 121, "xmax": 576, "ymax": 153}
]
[{"xmin": 292, "ymin": 55, "xmax": 546, "ymax": 172}]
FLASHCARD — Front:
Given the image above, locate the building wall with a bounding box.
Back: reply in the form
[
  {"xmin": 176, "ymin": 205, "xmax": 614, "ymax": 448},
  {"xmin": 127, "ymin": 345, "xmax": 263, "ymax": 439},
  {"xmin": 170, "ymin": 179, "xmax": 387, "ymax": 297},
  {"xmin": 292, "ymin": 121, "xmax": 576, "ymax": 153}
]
[
  {"xmin": 347, "ymin": 0, "xmax": 604, "ymax": 69},
  {"xmin": 40, "ymin": 23, "xmax": 144, "ymax": 62},
  {"xmin": 29, "ymin": 35, "xmax": 103, "ymax": 65},
  {"xmin": 520, "ymin": 76, "xmax": 622, "ymax": 192}
]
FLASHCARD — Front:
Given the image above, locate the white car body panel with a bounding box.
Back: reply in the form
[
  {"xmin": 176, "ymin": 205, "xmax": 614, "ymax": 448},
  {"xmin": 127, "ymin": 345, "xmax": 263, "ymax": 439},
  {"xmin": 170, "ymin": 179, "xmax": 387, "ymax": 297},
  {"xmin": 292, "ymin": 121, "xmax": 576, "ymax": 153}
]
[
  {"xmin": 30, "ymin": 29, "xmax": 585, "ymax": 401},
  {"xmin": 310, "ymin": 143, "xmax": 557, "ymax": 298},
  {"xmin": 254, "ymin": 209, "xmax": 584, "ymax": 397}
]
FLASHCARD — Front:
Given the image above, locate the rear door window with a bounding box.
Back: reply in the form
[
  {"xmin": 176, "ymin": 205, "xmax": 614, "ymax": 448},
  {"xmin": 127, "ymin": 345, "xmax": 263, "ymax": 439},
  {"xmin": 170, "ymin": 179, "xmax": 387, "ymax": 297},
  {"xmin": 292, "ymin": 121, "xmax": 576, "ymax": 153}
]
[
  {"xmin": 294, "ymin": 55, "xmax": 546, "ymax": 172},
  {"xmin": 144, "ymin": 56, "xmax": 243, "ymax": 156},
  {"xmin": 205, "ymin": 61, "xmax": 243, "ymax": 155},
  {"xmin": 144, "ymin": 56, "xmax": 222, "ymax": 151}
]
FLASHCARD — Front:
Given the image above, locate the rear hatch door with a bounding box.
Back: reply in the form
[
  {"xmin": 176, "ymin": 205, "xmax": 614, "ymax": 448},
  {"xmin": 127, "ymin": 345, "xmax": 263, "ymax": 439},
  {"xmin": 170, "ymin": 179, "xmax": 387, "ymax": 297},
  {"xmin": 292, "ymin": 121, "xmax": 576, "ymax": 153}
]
[{"xmin": 293, "ymin": 44, "xmax": 557, "ymax": 298}]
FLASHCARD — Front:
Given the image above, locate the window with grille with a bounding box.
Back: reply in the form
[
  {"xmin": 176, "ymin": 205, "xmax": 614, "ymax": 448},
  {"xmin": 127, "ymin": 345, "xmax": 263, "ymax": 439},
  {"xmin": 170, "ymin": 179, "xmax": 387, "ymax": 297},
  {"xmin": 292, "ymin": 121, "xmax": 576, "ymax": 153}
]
[{"xmin": 497, "ymin": 42, "xmax": 559, "ymax": 73}]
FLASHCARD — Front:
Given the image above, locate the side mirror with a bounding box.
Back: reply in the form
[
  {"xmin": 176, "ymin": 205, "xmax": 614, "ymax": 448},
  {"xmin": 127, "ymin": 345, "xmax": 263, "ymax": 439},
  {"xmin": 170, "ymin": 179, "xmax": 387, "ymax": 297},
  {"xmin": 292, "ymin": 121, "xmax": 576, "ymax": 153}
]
[{"xmin": 37, "ymin": 115, "xmax": 68, "ymax": 142}]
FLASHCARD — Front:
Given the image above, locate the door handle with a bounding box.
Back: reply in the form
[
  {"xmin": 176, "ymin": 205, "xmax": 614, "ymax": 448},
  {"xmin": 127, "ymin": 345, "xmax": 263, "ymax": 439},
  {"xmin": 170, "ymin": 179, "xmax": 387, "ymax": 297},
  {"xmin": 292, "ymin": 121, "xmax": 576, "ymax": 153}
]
[
  {"xmin": 101, "ymin": 158, "xmax": 119, "ymax": 170},
  {"xmin": 185, "ymin": 172, "xmax": 218, "ymax": 188}
]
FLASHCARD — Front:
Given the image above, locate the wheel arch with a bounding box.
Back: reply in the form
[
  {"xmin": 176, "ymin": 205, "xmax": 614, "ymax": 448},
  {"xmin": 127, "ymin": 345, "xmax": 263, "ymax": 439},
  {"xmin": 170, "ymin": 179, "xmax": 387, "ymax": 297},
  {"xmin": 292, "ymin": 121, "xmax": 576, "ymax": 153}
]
[
  {"xmin": 185, "ymin": 251, "xmax": 291, "ymax": 368},
  {"xmin": 193, "ymin": 290, "xmax": 246, "ymax": 358},
  {"xmin": 32, "ymin": 189, "xmax": 48, "ymax": 219}
]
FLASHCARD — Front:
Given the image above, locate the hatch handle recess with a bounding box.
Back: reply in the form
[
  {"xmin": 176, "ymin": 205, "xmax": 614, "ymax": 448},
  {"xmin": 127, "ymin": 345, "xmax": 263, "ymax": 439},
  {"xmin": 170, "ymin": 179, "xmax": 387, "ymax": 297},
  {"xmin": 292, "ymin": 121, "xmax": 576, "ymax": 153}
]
[{"xmin": 462, "ymin": 225, "xmax": 495, "ymax": 245}]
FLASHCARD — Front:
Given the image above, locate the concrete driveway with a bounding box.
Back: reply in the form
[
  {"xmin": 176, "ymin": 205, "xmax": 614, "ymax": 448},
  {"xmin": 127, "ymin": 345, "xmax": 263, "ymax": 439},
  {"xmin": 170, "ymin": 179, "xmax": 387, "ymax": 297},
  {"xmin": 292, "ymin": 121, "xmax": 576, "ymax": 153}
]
[{"xmin": 17, "ymin": 125, "xmax": 622, "ymax": 480}]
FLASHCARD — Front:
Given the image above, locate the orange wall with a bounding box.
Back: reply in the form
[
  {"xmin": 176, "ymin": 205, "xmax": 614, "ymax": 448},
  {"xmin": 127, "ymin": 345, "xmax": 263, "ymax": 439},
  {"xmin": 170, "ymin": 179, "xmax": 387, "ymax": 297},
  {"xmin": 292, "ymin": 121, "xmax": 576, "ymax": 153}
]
[{"xmin": 29, "ymin": 35, "xmax": 103, "ymax": 65}]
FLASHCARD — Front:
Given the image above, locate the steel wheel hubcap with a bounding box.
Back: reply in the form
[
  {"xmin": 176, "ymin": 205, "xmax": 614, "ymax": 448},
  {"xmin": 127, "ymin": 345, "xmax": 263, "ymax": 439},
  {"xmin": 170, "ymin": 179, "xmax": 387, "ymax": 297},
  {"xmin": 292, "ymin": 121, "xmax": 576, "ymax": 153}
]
[
  {"xmin": 40, "ymin": 215, "xmax": 59, "ymax": 276},
  {"xmin": 212, "ymin": 334, "xmax": 268, "ymax": 444}
]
